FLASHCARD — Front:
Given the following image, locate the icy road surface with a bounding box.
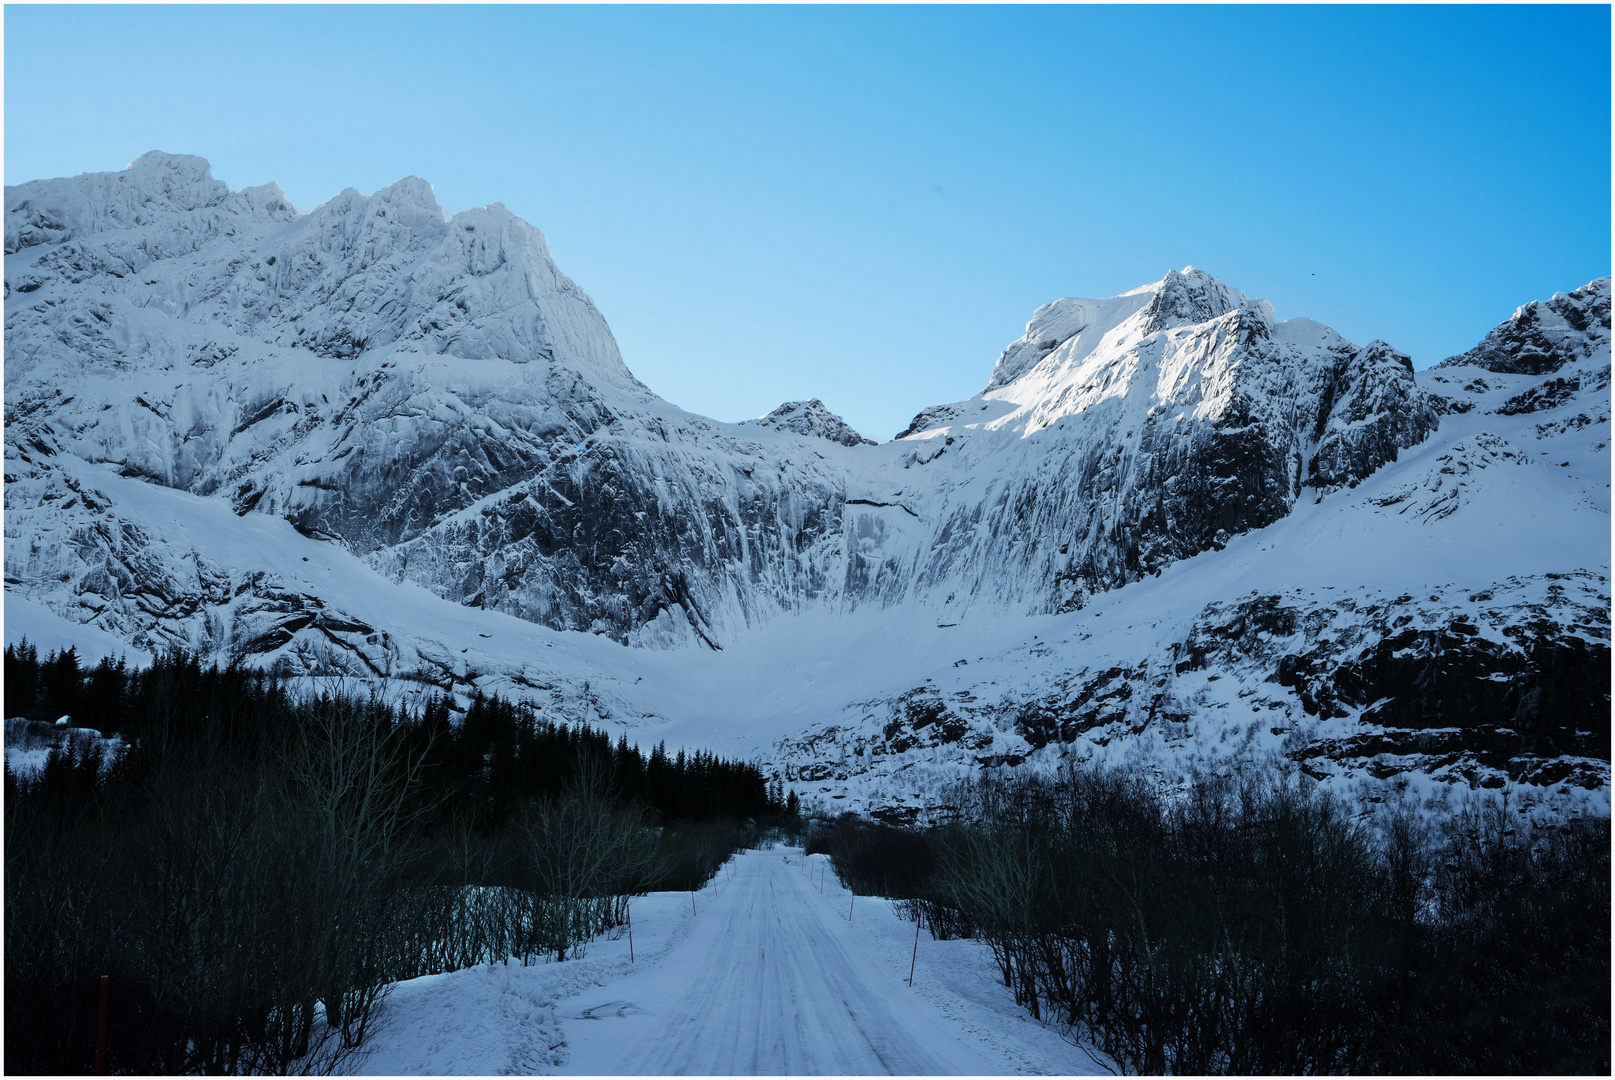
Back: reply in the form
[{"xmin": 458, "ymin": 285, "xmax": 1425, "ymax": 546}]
[{"xmin": 556, "ymin": 847, "xmax": 1001, "ymax": 1075}]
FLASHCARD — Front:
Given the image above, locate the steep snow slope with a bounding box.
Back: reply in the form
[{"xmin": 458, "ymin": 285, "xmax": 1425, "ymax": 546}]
[{"xmin": 4, "ymin": 154, "xmax": 1607, "ymax": 810}]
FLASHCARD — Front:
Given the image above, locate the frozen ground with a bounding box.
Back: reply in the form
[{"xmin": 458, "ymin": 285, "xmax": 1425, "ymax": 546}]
[{"xmin": 358, "ymin": 847, "xmax": 1105, "ymax": 1076}]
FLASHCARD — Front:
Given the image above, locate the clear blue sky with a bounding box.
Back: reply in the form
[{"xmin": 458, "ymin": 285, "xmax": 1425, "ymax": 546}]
[{"xmin": 6, "ymin": 5, "xmax": 1609, "ymax": 440}]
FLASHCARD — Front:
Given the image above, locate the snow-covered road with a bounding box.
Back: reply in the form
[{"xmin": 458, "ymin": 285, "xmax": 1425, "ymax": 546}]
[
  {"xmin": 357, "ymin": 846, "xmax": 1103, "ymax": 1075},
  {"xmin": 556, "ymin": 848, "xmax": 1001, "ymax": 1075}
]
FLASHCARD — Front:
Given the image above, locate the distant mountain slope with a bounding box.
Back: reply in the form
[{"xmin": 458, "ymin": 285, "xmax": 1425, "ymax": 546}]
[{"xmin": 5, "ymin": 154, "xmax": 1607, "ymax": 813}]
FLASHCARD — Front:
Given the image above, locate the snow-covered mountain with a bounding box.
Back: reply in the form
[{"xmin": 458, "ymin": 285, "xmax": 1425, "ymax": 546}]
[
  {"xmin": 744, "ymin": 399, "xmax": 876, "ymax": 447},
  {"xmin": 5, "ymin": 155, "xmax": 1608, "ymax": 815},
  {"xmin": 779, "ymin": 278, "xmax": 1610, "ymax": 819}
]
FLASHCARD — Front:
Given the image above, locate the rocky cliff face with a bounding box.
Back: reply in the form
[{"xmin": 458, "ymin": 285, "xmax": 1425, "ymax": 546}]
[
  {"xmin": 1307, "ymin": 340, "xmax": 1437, "ymax": 490},
  {"xmin": 4, "ymin": 154, "xmax": 1607, "ymax": 811}
]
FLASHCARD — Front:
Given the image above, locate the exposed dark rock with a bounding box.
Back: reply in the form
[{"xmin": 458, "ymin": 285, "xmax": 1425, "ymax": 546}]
[
  {"xmin": 1498, "ymin": 376, "xmax": 1582, "ymax": 415},
  {"xmin": 1436, "ymin": 278, "xmax": 1610, "ymax": 375},
  {"xmin": 1308, "ymin": 341, "xmax": 1439, "ymax": 489},
  {"xmin": 894, "ymin": 401, "xmax": 968, "ymax": 440},
  {"xmin": 789, "ymin": 578, "xmax": 1611, "ymax": 805}
]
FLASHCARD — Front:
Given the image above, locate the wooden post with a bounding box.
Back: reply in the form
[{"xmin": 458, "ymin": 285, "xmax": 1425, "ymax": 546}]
[
  {"xmin": 95, "ymin": 974, "xmax": 108, "ymax": 1075},
  {"xmin": 628, "ymin": 902, "xmax": 634, "ymax": 963},
  {"xmin": 909, "ymin": 918, "xmax": 921, "ymax": 987},
  {"xmin": 849, "ymin": 890, "xmax": 855, "ymax": 922},
  {"xmin": 691, "ymin": 890, "xmax": 697, "ymax": 917}
]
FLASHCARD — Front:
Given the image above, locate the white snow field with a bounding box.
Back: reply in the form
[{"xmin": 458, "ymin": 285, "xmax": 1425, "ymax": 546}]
[{"xmin": 359, "ymin": 848, "xmax": 1105, "ymax": 1076}]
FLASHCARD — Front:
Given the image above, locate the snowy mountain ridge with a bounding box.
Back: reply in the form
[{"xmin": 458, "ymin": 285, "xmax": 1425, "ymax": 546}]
[{"xmin": 5, "ymin": 155, "xmax": 1608, "ymax": 815}]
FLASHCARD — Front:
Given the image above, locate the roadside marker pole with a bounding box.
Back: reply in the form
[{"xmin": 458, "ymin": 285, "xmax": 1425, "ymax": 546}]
[
  {"xmin": 691, "ymin": 890, "xmax": 697, "ymax": 917},
  {"xmin": 628, "ymin": 902, "xmax": 634, "ymax": 963},
  {"xmin": 909, "ymin": 918, "xmax": 921, "ymax": 987},
  {"xmin": 95, "ymin": 974, "xmax": 109, "ymax": 1075},
  {"xmin": 849, "ymin": 891, "xmax": 855, "ymax": 922}
]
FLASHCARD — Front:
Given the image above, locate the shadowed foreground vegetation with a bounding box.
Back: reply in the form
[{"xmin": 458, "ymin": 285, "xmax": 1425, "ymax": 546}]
[
  {"xmin": 812, "ymin": 764, "xmax": 1609, "ymax": 1075},
  {"xmin": 5, "ymin": 645, "xmax": 798, "ymax": 1075}
]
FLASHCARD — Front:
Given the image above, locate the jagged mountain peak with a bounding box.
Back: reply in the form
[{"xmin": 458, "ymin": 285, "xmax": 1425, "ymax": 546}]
[
  {"xmin": 4, "ymin": 151, "xmax": 638, "ymax": 386},
  {"xmin": 1420, "ymin": 275, "xmax": 1610, "ymax": 425},
  {"xmin": 971, "ymin": 268, "xmax": 1285, "ymax": 441},
  {"xmin": 745, "ymin": 399, "xmax": 876, "ymax": 446},
  {"xmin": 6, "ymin": 149, "xmax": 236, "ymax": 252},
  {"xmin": 983, "ymin": 267, "xmax": 1257, "ymax": 394},
  {"xmin": 1436, "ymin": 275, "xmax": 1611, "ymax": 375},
  {"xmin": 1135, "ymin": 265, "xmax": 1252, "ymax": 333},
  {"xmin": 366, "ymin": 175, "xmax": 444, "ymax": 219},
  {"xmin": 307, "ymin": 176, "xmax": 448, "ymax": 233},
  {"xmin": 1358, "ymin": 339, "xmax": 1414, "ymax": 370}
]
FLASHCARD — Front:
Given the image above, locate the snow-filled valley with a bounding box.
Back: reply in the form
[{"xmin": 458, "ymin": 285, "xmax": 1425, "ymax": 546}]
[{"xmin": 4, "ymin": 152, "xmax": 1609, "ymax": 820}]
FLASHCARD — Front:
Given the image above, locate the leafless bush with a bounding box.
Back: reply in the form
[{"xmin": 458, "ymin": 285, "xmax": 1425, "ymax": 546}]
[{"xmin": 510, "ymin": 758, "xmax": 663, "ymax": 962}]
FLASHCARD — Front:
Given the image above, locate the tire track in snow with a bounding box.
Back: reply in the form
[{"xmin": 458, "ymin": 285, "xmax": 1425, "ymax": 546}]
[{"xmin": 555, "ymin": 848, "xmax": 1001, "ymax": 1075}]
